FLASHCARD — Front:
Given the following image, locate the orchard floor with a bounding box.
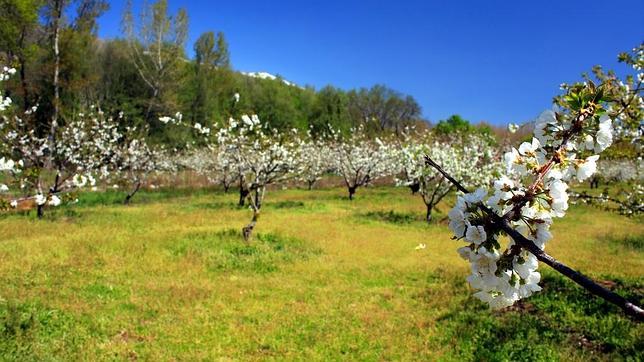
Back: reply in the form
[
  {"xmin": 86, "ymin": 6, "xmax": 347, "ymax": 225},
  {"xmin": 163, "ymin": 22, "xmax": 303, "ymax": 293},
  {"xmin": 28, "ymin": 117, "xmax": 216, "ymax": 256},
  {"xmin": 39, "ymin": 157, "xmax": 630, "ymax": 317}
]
[{"xmin": 0, "ymin": 186, "xmax": 642, "ymax": 361}]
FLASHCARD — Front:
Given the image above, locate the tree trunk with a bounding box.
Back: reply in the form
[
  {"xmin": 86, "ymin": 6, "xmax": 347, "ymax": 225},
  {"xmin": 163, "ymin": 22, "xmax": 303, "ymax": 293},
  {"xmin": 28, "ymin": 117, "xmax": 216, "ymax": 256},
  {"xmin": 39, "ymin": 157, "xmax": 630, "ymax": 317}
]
[
  {"xmin": 307, "ymin": 180, "xmax": 314, "ymax": 190},
  {"xmin": 409, "ymin": 182, "xmax": 420, "ymax": 195},
  {"xmin": 19, "ymin": 56, "xmax": 29, "ymax": 112},
  {"xmin": 348, "ymin": 186, "xmax": 356, "ymax": 200},
  {"xmin": 124, "ymin": 182, "xmax": 142, "ymax": 205},
  {"xmin": 37, "ymin": 204, "xmax": 44, "ymax": 219},
  {"xmin": 223, "ymin": 183, "xmax": 230, "ymax": 193},
  {"xmin": 242, "ymin": 210, "xmax": 259, "ymax": 242},
  {"xmin": 145, "ymin": 87, "xmax": 159, "ymax": 122},
  {"xmin": 254, "ymin": 188, "xmax": 261, "ymax": 209},
  {"xmin": 425, "ymin": 203, "xmax": 433, "ymax": 223},
  {"xmin": 49, "ymin": 0, "xmax": 62, "ymax": 169},
  {"xmin": 52, "ymin": 7, "xmax": 60, "ymax": 128},
  {"xmin": 238, "ymin": 186, "xmax": 249, "ymax": 206}
]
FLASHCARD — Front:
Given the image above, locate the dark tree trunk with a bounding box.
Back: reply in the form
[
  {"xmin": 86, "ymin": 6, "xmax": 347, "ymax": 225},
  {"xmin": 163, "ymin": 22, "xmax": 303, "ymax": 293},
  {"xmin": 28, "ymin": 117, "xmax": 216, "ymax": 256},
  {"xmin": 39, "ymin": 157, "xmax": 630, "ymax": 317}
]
[
  {"xmin": 307, "ymin": 180, "xmax": 314, "ymax": 190},
  {"xmin": 124, "ymin": 182, "xmax": 142, "ymax": 205},
  {"xmin": 19, "ymin": 56, "xmax": 29, "ymax": 112},
  {"xmin": 409, "ymin": 182, "xmax": 420, "ymax": 195},
  {"xmin": 238, "ymin": 186, "xmax": 249, "ymax": 206},
  {"xmin": 425, "ymin": 203, "xmax": 433, "ymax": 223},
  {"xmin": 223, "ymin": 183, "xmax": 230, "ymax": 193},
  {"xmin": 37, "ymin": 204, "xmax": 44, "ymax": 219},
  {"xmin": 145, "ymin": 88, "xmax": 159, "ymax": 122},
  {"xmin": 348, "ymin": 186, "xmax": 356, "ymax": 200},
  {"xmin": 254, "ymin": 188, "xmax": 261, "ymax": 209}
]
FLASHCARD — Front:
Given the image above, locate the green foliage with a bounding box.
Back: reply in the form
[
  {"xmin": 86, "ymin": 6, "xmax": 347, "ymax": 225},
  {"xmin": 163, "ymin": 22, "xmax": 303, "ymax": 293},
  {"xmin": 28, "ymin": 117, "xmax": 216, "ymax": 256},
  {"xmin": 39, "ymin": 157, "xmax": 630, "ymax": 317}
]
[
  {"xmin": 347, "ymin": 84, "xmax": 422, "ymax": 133},
  {"xmin": 185, "ymin": 31, "xmax": 231, "ymax": 128},
  {"xmin": 309, "ymin": 86, "xmax": 351, "ymax": 135},
  {"xmin": 0, "ymin": 0, "xmax": 429, "ymax": 143},
  {"xmin": 434, "ymin": 114, "xmax": 473, "ymax": 135},
  {"xmin": 602, "ymin": 139, "xmax": 641, "ymax": 159}
]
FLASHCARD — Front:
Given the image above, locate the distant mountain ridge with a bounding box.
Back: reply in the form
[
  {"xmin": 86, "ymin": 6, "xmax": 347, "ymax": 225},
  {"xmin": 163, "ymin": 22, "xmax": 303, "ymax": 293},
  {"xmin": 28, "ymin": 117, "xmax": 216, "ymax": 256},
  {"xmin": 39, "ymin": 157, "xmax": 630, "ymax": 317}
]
[{"xmin": 240, "ymin": 71, "xmax": 299, "ymax": 87}]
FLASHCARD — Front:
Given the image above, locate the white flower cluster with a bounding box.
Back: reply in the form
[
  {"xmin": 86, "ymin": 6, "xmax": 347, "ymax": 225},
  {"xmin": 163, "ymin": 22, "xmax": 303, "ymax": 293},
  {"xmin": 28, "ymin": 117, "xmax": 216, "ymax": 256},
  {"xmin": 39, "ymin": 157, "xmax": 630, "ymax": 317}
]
[
  {"xmin": 294, "ymin": 130, "xmax": 332, "ymax": 189},
  {"xmin": 194, "ymin": 122, "xmax": 211, "ymax": 136},
  {"xmin": 507, "ymin": 123, "xmax": 519, "ymax": 134},
  {"xmin": 158, "ymin": 112, "xmax": 183, "ymax": 125},
  {"xmin": 449, "ymin": 106, "xmax": 615, "ymax": 309},
  {"xmin": 0, "ymin": 67, "xmax": 16, "ymax": 111}
]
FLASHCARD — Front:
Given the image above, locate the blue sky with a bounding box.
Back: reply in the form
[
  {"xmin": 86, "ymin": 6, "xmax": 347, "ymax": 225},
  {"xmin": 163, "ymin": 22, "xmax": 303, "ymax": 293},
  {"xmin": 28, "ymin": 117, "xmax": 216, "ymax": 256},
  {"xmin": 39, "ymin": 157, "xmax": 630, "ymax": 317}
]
[{"xmin": 97, "ymin": 1, "xmax": 644, "ymax": 126}]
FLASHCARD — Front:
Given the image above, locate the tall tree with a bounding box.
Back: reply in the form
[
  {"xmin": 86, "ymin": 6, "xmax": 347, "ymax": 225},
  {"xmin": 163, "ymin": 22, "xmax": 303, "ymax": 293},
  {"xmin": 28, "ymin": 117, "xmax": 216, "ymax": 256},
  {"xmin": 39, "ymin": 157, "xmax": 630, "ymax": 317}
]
[
  {"xmin": 0, "ymin": 0, "xmax": 42, "ymax": 111},
  {"xmin": 309, "ymin": 85, "xmax": 350, "ymax": 135},
  {"xmin": 191, "ymin": 31, "xmax": 230, "ymax": 125},
  {"xmin": 122, "ymin": 0, "xmax": 188, "ymax": 123},
  {"xmin": 39, "ymin": 0, "xmax": 108, "ymax": 147},
  {"xmin": 347, "ymin": 84, "xmax": 421, "ymax": 134}
]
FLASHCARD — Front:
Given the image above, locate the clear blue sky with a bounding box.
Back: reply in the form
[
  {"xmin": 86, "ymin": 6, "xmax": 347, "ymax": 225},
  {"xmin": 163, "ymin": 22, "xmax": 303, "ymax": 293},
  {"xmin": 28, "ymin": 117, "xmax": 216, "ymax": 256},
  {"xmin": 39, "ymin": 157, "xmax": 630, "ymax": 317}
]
[{"xmin": 97, "ymin": 0, "xmax": 644, "ymax": 126}]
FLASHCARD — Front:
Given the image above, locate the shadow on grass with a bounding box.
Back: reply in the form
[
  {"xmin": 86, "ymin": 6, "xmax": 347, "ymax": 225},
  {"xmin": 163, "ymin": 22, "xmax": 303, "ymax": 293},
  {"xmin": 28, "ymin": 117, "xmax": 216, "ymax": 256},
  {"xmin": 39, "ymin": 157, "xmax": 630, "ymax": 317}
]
[
  {"xmin": 358, "ymin": 209, "xmax": 432, "ymax": 226},
  {"xmin": 0, "ymin": 300, "xmax": 85, "ymax": 359},
  {"xmin": 74, "ymin": 186, "xmax": 224, "ymax": 208},
  {"xmin": 605, "ymin": 233, "xmax": 644, "ymax": 251},
  {"xmin": 167, "ymin": 229, "xmax": 322, "ymax": 273}
]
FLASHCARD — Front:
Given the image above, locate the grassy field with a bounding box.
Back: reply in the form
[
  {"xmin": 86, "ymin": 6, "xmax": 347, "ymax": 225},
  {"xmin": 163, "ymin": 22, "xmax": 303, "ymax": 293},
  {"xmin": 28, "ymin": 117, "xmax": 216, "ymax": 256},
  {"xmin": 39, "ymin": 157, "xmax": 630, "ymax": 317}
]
[{"xmin": 0, "ymin": 186, "xmax": 642, "ymax": 361}]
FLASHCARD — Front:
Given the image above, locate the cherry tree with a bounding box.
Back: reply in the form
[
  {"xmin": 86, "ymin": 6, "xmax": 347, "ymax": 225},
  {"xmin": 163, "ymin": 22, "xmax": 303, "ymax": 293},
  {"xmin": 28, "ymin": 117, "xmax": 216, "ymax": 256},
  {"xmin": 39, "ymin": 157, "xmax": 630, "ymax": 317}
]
[
  {"xmin": 109, "ymin": 123, "xmax": 164, "ymax": 204},
  {"xmin": 0, "ymin": 67, "xmax": 21, "ymax": 210},
  {"xmin": 216, "ymin": 115, "xmax": 297, "ymax": 241},
  {"xmin": 0, "ymin": 90, "xmax": 120, "ymax": 217},
  {"xmin": 215, "ymin": 118, "xmax": 253, "ymax": 206},
  {"xmin": 427, "ymin": 77, "xmax": 643, "ymax": 318},
  {"xmin": 183, "ymin": 146, "xmax": 239, "ymax": 193},
  {"xmin": 565, "ymin": 45, "xmax": 644, "ymax": 217},
  {"xmin": 330, "ymin": 126, "xmax": 397, "ymax": 200},
  {"xmin": 294, "ymin": 130, "xmax": 332, "ymax": 190},
  {"xmin": 397, "ymin": 131, "xmax": 501, "ymax": 222}
]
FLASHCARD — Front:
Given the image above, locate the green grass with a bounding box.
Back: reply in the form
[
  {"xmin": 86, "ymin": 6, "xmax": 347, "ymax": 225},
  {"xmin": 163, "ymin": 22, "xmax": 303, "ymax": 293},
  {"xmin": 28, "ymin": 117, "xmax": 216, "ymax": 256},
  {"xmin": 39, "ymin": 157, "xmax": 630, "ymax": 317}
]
[
  {"xmin": 0, "ymin": 186, "xmax": 642, "ymax": 360},
  {"xmin": 167, "ymin": 229, "xmax": 321, "ymax": 273},
  {"xmin": 361, "ymin": 209, "xmax": 423, "ymax": 225}
]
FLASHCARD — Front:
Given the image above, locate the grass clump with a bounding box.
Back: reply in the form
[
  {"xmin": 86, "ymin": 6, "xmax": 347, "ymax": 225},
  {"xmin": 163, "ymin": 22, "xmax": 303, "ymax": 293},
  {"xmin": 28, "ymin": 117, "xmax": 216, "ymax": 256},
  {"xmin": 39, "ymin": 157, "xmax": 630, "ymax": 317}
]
[{"xmin": 168, "ymin": 229, "xmax": 321, "ymax": 273}]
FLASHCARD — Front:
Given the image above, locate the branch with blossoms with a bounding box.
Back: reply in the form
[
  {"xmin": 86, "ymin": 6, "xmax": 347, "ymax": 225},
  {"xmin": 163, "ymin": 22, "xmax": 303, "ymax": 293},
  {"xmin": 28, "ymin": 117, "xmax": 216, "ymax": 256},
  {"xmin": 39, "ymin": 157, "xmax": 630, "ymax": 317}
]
[
  {"xmin": 426, "ymin": 79, "xmax": 643, "ymax": 320},
  {"xmin": 1, "ymin": 68, "xmax": 122, "ymax": 216},
  {"xmin": 570, "ymin": 186, "xmax": 643, "ymax": 216}
]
